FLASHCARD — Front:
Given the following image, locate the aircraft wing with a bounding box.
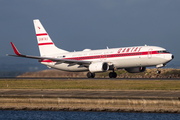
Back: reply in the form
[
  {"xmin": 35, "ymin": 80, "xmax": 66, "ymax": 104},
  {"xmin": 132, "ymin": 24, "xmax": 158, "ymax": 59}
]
[{"xmin": 7, "ymin": 42, "xmax": 91, "ymax": 67}]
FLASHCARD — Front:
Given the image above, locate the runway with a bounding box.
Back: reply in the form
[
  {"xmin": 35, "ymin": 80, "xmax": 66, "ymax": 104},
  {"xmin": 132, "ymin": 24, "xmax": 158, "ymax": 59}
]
[
  {"xmin": 0, "ymin": 77, "xmax": 180, "ymax": 80},
  {"xmin": 0, "ymin": 89, "xmax": 180, "ymax": 99},
  {"xmin": 0, "ymin": 89, "xmax": 180, "ymax": 113},
  {"xmin": 0, "ymin": 80, "xmax": 180, "ymax": 113}
]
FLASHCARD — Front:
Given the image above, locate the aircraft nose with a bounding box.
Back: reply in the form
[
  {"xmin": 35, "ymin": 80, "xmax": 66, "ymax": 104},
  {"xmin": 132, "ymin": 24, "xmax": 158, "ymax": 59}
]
[{"xmin": 164, "ymin": 54, "xmax": 174, "ymax": 62}]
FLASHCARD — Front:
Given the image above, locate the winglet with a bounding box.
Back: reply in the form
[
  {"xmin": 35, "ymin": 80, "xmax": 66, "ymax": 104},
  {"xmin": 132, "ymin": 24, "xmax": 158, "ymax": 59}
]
[{"xmin": 10, "ymin": 42, "xmax": 21, "ymax": 56}]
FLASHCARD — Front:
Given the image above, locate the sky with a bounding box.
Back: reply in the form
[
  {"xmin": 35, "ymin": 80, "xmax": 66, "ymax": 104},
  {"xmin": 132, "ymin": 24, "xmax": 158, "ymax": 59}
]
[{"xmin": 0, "ymin": 0, "xmax": 180, "ymax": 64}]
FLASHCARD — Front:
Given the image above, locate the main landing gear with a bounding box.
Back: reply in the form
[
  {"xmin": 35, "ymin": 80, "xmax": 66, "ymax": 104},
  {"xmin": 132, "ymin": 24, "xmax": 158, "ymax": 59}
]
[
  {"xmin": 87, "ymin": 72, "xmax": 95, "ymax": 78},
  {"xmin": 109, "ymin": 72, "xmax": 117, "ymax": 78},
  {"xmin": 87, "ymin": 68, "xmax": 117, "ymax": 78},
  {"xmin": 109, "ymin": 69, "xmax": 117, "ymax": 78}
]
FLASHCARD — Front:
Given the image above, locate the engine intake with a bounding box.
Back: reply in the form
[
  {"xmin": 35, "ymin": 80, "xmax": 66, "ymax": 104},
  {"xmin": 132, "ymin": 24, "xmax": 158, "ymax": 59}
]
[
  {"xmin": 89, "ymin": 62, "xmax": 109, "ymax": 73},
  {"xmin": 125, "ymin": 67, "xmax": 146, "ymax": 73}
]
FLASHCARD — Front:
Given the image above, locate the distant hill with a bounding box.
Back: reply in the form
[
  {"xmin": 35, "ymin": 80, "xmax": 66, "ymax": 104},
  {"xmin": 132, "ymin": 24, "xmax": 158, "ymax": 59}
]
[
  {"xmin": 18, "ymin": 69, "xmax": 87, "ymax": 78},
  {"xmin": 18, "ymin": 68, "xmax": 180, "ymax": 78}
]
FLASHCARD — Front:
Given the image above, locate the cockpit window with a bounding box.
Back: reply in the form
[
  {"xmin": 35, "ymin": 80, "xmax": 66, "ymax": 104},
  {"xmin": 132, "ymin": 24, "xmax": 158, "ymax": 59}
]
[{"xmin": 157, "ymin": 50, "xmax": 170, "ymax": 53}]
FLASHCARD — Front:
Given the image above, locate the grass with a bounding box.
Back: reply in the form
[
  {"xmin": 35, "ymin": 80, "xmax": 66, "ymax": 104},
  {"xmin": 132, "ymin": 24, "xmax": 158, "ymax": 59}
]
[{"xmin": 1, "ymin": 79, "xmax": 180, "ymax": 90}]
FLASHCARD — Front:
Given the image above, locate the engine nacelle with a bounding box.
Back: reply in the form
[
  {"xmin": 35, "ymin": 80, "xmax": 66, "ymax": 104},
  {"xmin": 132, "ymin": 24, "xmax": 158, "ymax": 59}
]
[
  {"xmin": 89, "ymin": 62, "xmax": 109, "ymax": 73},
  {"xmin": 125, "ymin": 67, "xmax": 146, "ymax": 73}
]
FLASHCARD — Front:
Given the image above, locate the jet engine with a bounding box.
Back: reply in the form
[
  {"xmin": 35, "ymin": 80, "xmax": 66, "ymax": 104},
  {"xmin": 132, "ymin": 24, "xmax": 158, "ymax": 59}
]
[
  {"xmin": 125, "ymin": 67, "xmax": 146, "ymax": 73},
  {"xmin": 89, "ymin": 62, "xmax": 109, "ymax": 73}
]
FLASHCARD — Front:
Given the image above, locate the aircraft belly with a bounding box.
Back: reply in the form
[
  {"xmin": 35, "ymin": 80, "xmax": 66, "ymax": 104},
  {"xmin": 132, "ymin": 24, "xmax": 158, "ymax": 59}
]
[{"xmin": 111, "ymin": 57, "xmax": 138, "ymax": 68}]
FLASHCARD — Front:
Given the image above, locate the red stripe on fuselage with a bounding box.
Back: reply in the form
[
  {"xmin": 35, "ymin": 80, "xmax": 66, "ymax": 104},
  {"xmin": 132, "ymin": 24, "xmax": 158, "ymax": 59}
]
[
  {"xmin": 63, "ymin": 51, "xmax": 159, "ymax": 60},
  {"xmin": 36, "ymin": 33, "xmax": 48, "ymax": 36},
  {"xmin": 38, "ymin": 42, "xmax": 54, "ymax": 46},
  {"xmin": 39, "ymin": 51, "xmax": 170, "ymax": 63}
]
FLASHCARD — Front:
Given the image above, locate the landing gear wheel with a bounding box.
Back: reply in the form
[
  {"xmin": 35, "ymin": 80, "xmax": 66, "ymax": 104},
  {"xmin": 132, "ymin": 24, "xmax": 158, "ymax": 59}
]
[
  {"xmin": 87, "ymin": 72, "xmax": 95, "ymax": 78},
  {"xmin": 157, "ymin": 70, "xmax": 161, "ymax": 74},
  {"xmin": 109, "ymin": 72, "xmax": 113, "ymax": 78},
  {"xmin": 109, "ymin": 72, "xmax": 117, "ymax": 78}
]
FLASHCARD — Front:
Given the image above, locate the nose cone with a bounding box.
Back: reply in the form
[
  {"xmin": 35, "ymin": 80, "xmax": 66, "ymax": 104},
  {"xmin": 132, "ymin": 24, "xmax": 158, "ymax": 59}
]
[{"xmin": 164, "ymin": 54, "xmax": 174, "ymax": 63}]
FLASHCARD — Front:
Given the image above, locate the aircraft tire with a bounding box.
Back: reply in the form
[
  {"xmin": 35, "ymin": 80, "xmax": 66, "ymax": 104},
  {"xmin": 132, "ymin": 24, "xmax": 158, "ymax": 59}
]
[
  {"xmin": 109, "ymin": 72, "xmax": 117, "ymax": 78},
  {"xmin": 87, "ymin": 72, "xmax": 95, "ymax": 78},
  {"xmin": 157, "ymin": 70, "xmax": 161, "ymax": 74},
  {"xmin": 113, "ymin": 72, "xmax": 117, "ymax": 78}
]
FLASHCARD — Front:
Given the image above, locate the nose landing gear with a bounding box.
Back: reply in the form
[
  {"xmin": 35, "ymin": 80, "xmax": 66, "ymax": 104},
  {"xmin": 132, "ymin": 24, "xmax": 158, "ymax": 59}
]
[
  {"xmin": 156, "ymin": 67, "xmax": 161, "ymax": 74},
  {"xmin": 157, "ymin": 70, "xmax": 161, "ymax": 74},
  {"xmin": 156, "ymin": 64, "xmax": 164, "ymax": 74}
]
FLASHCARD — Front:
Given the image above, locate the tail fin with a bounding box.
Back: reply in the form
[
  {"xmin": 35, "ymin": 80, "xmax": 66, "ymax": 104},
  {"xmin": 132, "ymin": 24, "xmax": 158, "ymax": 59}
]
[{"xmin": 33, "ymin": 19, "xmax": 68, "ymax": 56}]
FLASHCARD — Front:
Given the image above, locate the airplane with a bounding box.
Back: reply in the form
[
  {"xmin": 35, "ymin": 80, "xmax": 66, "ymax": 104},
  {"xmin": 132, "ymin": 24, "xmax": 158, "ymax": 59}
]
[{"xmin": 8, "ymin": 19, "xmax": 174, "ymax": 78}]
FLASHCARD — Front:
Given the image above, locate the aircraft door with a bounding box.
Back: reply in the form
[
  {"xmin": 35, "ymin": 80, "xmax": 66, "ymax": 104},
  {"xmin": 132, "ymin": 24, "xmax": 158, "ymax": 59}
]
[{"xmin": 148, "ymin": 48, "xmax": 153, "ymax": 59}]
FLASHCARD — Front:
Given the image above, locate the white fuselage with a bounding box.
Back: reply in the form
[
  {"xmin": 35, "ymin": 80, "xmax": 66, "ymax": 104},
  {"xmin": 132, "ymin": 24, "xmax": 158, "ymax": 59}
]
[
  {"xmin": 9, "ymin": 19, "xmax": 174, "ymax": 78},
  {"xmin": 40, "ymin": 45, "xmax": 173, "ymax": 72}
]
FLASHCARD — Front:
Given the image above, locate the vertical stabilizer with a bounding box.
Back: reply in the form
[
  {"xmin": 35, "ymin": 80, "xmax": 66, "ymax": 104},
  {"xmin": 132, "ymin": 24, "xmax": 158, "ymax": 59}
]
[{"xmin": 33, "ymin": 19, "xmax": 68, "ymax": 56}]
